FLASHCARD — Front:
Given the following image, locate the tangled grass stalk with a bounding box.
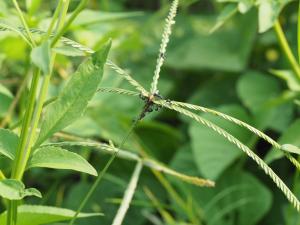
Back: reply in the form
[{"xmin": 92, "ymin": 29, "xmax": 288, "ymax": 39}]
[
  {"xmin": 44, "ymin": 141, "xmax": 214, "ymax": 187},
  {"xmin": 155, "ymin": 100, "xmax": 300, "ymax": 212},
  {"xmin": 97, "ymin": 87, "xmax": 300, "ymax": 171}
]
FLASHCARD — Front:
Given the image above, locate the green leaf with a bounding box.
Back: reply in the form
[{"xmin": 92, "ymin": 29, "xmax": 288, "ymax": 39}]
[
  {"xmin": 27, "ymin": 146, "xmax": 97, "ymax": 176},
  {"xmin": 31, "ymin": 41, "xmax": 51, "ymax": 75},
  {"xmin": 0, "ymin": 83, "xmax": 13, "ymax": 98},
  {"xmin": 281, "ymin": 144, "xmax": 300, "ymax": 155},
  {"xmin": 237, "ymin": 71, "xmax": 281, "ymax": 112},
  {"xmin": 0, "ymin": 179, "xmax": 41, "ymax": 200},
  {"xmin": 0, "ymin": 205, "xmax": 102, "ymax": 225},
  {"xmin": 210, "ymin": 4, "xmax": 238, "ymax": 33},
  {"xmin": 53, "ymin": 45, "xmax": 86, "ymax": 57},
  {"xmin": 265, "ymin": 119, "xmax": 300, "ymax": 163},
  {"xmin": 72, "ymin": 10, "xmax": 143, "ymax": 27},
  {"xmin": 189, "ymin": 105, "xmax": 252, "ymax": 180},
  {"xmin": 188, "ymin": 170, "xmax": 272, "ymax": 225},
  {"xmin": 270, "ymin": 69, "xmax": 300, "ymax": 92},
  {"xmin": 0, "ymin": 128, "xmax": 19, "ymax": 160},
  {"xmin": 258, "ymin": 0, "xmax": 292, "ymax": 33},
  {"xmin": 238, "ymin": 0, "xmax": 253, "ymax": 13},
  {"xmin": 34, "ymin": 40, "xmax": 111, "ymax": 148},
  {"xmin": 0, "ymin": 83, "xmax": 13, "ymax": 117},
  {"xmin": 166, "ymin": 12, "xmax": 256, "ymax": 72},
  {"xmin": 237, "ymin": 70, "xmax": 293, "ymax": 132}
]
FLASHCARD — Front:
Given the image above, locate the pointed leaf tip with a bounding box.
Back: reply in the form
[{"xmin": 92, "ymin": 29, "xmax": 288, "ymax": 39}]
[
  {"xmin": 92, "ymin": 39, "xmax": 112, "ymax": 67},
  {"xmin": 31, "ymin": 41, "xmax": 51, "ymax": 74}
]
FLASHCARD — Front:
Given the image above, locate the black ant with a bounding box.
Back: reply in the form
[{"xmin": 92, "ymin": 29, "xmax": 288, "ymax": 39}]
[
  {"xmin": 159, "ymin": 52, "xmax": 166, "ymax": 60},
  {"xmin": 137, "ymin": 91, "xmax": 167, "ymax": 121}
]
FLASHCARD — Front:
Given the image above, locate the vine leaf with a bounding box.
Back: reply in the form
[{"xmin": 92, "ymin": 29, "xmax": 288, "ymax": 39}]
[
  {"xmin": 0, "ymin": 179, "xmax": 41, "ymax": 200},
  {"xmin": 31, "ymin": 41, "xmax": 51, "ymax": 75},
  {"xmin": 34, "ymin": 40, "xmax": 111, "ymax": 148},
  {"xmin": 27, "ymin": 146, "xmax": 97, "ymax": 176}
]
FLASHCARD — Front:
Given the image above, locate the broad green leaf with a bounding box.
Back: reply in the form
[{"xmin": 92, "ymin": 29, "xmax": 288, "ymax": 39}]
[
  {"xmin": 0, "ymin": 128, "xmax": 19, "ymax": 160},
  {"xmin": 210, "ymin": 4, "xmax": 238, "ymax": 33},
  {"xmin": 237, "ymin": 71, "xmax": 280, "ymax": 112},
  {"xmin": 189, "ymin": 105, "xmax": 252, "ymax": 180},
  {"xmin": 0, "ymin": 83, "xmax": 13, "ymax": 117},
  {"xmin": 31, "ymin": 41, "xmax": 51, "ymax": 74},
  {"xmin": 34, "ymin": 41, "xmax": 111, "ymax": 148},
  {"xmin": 265, "ymin": 119, "xmax": 300, "ymax": 163},
  {"xmin": 166, "ymin": 13, "xmax": 256, "ymax": 72},
  {"xmin": 0, "ymin": 179, "xmax": 41, "ymax": 200},
  {"xmin": 27, "ymin": 146, "xmax": 97, "ymax": 176},
  {"xmin": 187, "ymin": 170, "xmax": 272, "ymax": 225},
  {"xmin": 237, "ymin": 70, "xmax": 293, "ymax": 132},
  {"xmin": 258, "ymin": 0, "xmax": 292, "ymax": 33},
  {"xmin": 0, "ymin": 205, "xmax": 101, "ymax": 225}
]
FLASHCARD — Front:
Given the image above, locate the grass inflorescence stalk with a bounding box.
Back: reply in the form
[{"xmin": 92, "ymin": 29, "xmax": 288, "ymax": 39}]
[{"xmin": 7, "ymin": 0, "xmax": 71, "ymax": 224}]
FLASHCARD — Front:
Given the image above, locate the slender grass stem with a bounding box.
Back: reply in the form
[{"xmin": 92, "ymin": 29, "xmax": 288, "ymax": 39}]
[
  {"xmin": 68, "ymin": 117, "xmax": 140, "ymax": 225},
  {"xmin": 51, "ymin": 0, "xmax": 88, "ymax": 47},
  {"xmin": 11, "ymin": 0, "xmax": 36, "ymax": 47},
  {"xmin": 11, "ymin": 69, "xmax": 41, "ymax": 180},
  {"xmin": 7, "ymin": 69, "xmax": 40, "ymax": 225},
  {"xmin": 274, "ymin": 20, "xmax": 300, "ymax": 79},
  {"xmin": 44, "ymin": 0, "xmax": 65, "ymax": 41}
]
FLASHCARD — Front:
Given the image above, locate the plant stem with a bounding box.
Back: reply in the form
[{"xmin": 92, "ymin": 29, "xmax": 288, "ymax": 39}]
[
  {"xmin": 7, "ymin": 69, "xmax": 41, "ymax": 225},
  {"xmin": 44, "ymin": 0, "xmax": 65, "ymax": 40},
  {"xmin": 7, "ymin": 1, "xmax": 70, "ymax": 224},
  {"xmin": 51, "ymin": 0, "xmax": 88, "ymax": 47},
  {"xmin": 11, "ymin": 0, "xmax": 36, "ymax": 47},
  {"xmin": 69, "ymin": 118, "xmax": 140, "ymax": 225},
  {"xmin": 11, "ymin": 69, "xmax": 41, "ymax": 180},
  {"xmin": 274, "ymin": 20, "xmax": 300, "ymax": 79}
]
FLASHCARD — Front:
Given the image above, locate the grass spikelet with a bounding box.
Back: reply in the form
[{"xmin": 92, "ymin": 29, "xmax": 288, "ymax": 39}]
[
  {"xmin": 156, "ymin": 100, "xmax": 300, "ymax": 212},
  {"xmin": 150, "ymin": 0, "xmax": 179, "ymax": 94}
]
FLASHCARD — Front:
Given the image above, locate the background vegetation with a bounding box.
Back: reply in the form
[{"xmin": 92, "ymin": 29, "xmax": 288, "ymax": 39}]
[{"xmin": 1, "ymin": 0, "xmax": 300, "ymax": 224}]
